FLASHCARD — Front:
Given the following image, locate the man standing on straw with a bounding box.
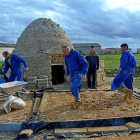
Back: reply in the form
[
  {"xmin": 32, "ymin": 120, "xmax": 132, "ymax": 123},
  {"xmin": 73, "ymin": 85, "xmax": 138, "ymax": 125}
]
[{"xmin": 61, "ymin": 45, "xmax": 88, "ymax": 109}]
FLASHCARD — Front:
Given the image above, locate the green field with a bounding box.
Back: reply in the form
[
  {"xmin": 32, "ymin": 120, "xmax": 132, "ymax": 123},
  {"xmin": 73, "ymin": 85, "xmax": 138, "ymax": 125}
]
[
  {"xmin": 99, "ymin": 53, "xmax": 140, "ymax": 76},
  {"xmin": 99, "ymin": 53, "xmax": 140, "ymax": 69},
  {"xmin": 0, "ymin": 62, "xmax": 4, "ymax": 67},
  {"xmin": 99, "ymin": 54, "xmax": 121, "ymax": 71},
  {"xmin": 0, "ymin": 62, "xmax": 4, "ymax": 74}
]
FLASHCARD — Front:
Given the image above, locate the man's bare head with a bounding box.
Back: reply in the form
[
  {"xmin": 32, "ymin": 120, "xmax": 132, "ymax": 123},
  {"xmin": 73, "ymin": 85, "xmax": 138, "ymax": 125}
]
[
  {"xmin": 90, "ymin": 46, "xmax": 95, "ymax": 53},
  {"xmin": 61, "ymin": 45, "xmax": 71, "ymax": 56},
  {"xmin": 120, "ymin": 43, "xmax": 128, "ymax": 52},
  {"xmin": 2, "ymin": 51, "xmax": 10, "ymax": 59}
]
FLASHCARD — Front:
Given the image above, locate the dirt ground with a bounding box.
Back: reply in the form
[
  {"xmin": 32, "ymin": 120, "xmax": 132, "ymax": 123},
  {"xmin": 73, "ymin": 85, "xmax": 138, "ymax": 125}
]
[
  {"xmin": 39, "ymin": 86, "xmax": 140, "ymax": 122},
  {"xmin": 0, "ymin": 78, "xmax": 112, "ymax": 123},
  {"xmin": 0, "ymin": 77, "xmax": 140, "ymax": 139},
  {"xmin": 0, "ymin": 77, "xmax": 140, "ymax": 123},
  {"xmin": 0, "ymin": 90, "xmax": 33, "ymax": 123}
]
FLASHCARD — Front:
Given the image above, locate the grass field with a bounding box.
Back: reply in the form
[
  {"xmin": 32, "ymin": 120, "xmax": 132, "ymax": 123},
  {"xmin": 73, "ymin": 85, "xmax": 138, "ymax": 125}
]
[
  {"xmin": 0, "ymin": 62, "xmax": 4, "ymax": 68},
  {"xmin": 99, "ymin": 53, "xmax": 140, "ymax": 69},
  {"xmin": 99, "ymin": 54, "xmax": 121, "ymax": 71},
  {"xmin": 99, "ymin": 53, "xmax": 140, "ymax": 76},
  {"xmin": 133, "ymin": 78, "xmax": 140, "ymax": 89}
]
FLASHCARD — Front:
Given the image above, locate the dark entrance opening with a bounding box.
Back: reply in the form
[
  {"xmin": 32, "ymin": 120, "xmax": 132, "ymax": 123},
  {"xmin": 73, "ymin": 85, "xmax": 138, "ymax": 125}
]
[{"xmin": 51, "ymin": 65, "xmax": 65, "ymax": 85}]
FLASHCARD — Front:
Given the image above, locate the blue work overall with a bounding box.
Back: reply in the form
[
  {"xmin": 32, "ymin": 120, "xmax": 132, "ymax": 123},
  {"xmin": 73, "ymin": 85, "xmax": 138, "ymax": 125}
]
[
  {"xmin": 3, "ymin": 54, "xmax": 28, "ymax": 82},
  {"xmin": 113, "ymin": 66, "xmax": 134, "ymax": 91},
  {"xmin": 113, "ymin": 49, "xmax": 137, "ymax": 91},
  {"xmin": 65, "ymin": 49, "xmax": 88, "ymax": 101},
  {"xmin": 70, "ymin": 71, "xmax": 82, "ymax": 97}
]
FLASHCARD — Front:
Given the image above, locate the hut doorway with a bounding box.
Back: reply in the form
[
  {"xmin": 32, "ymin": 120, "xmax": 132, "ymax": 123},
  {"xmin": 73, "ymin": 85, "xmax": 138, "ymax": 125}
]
[{"xmin": 51, "ymin": 65, "xmax": 65, "ymax": 85}]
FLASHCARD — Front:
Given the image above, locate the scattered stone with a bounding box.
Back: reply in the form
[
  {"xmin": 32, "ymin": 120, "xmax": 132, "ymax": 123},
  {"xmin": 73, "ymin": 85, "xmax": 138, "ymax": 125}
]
[
  {"xmin": 19, "ymin": 129, "xmax": 33, "ymax": 137},
  {"xmin": 125, "ymin": 122, "xmax": 140, "ymax": 131}
]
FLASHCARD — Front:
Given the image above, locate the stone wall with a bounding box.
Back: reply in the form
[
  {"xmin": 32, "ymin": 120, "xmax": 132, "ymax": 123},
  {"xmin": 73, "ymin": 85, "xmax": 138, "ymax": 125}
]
[
  {"xmin": 23, "ymin": 54, "xmax": 51, "ymax": 88},
  {"xmin": 81, "ymin": 60, "xmax": 106, "ymax": 87},
  {"xmin": 96, "ymin": 60, "xmax": 106, "ymax": 86},
  {"xmin": 12, "ymin": 18, "xmax": 73, "ymax": 88}
]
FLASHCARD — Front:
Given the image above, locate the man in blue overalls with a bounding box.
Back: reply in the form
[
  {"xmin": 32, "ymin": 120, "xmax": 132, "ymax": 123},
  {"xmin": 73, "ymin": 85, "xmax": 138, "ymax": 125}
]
[
  {"xmin": 0, "ymin": 51, "xmax": 29, "ymax": 82},
  {"xmin": 113, "ymin": 43, "xmax": 137, "ymax": 104},
  {"xmin": 61, "ymin": 45, "xmax": 88, "ymax": 109}
]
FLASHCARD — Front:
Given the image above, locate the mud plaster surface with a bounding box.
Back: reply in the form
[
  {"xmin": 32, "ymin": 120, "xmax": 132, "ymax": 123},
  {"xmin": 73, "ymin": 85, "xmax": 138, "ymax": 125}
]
[
  {"xmin": 0, "ymin": 84, "xmax": 140, "ymax": 140},
  {"xmin": 0, "ymin": 84, "xmax": 140, "ymax": 124},
  {"xmin": 39, "ymin": 85, "xmax": 140, "ymax": 122}
]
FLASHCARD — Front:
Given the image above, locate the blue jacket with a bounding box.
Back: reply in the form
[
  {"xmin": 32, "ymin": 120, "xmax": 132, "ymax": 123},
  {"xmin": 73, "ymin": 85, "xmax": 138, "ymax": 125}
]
[
  {"xmin": 2, "ymin": 54, "xmax": 28, "ymax": 75},
  {"xmin": 120, "ymin": 50, "xmax": 137, "ymax": 69},
  {"xmin": 85, "ymin": 51, "xmax": 99, "ymax": 69},
  {"xmin": 65, "ymin": 49, "xmax": 88, "ymax": 76}
]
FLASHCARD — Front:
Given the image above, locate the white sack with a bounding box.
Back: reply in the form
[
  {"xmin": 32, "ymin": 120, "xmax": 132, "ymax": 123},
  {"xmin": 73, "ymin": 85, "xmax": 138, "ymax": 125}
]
[
  {"xmin": 2, "ymin": 95, "xmax": 26, "ymax": 113},
  {"xmin": 11, "ymin": 98, "xmax": 26, "ymax": 109},
  {"xmin": 2, "ymin": 95, "xmax": 16, "ymax": 113}
]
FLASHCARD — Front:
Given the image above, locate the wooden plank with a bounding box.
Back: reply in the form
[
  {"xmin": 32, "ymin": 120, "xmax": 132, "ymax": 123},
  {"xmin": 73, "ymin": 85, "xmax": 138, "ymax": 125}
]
[
  {"xmin": 87, "ymin": 126, "xmax": 128, "ymax": 133},
  {"xmin": 55, "ymin": 126, "xmax": 129, "ymax": 135},
  {"xmin": 55, "ymin": 128, "xmax": 87, "ymax": 134},
  {"xmin": 32, "ymin": 98, "xmax": 41, "ymax": 115}
]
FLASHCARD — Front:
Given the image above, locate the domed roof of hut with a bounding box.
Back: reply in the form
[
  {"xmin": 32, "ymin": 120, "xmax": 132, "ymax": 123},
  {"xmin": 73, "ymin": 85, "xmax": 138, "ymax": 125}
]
[{"xmin": 13, "ymin": 18, "xmax": 74, "ymax": 56}]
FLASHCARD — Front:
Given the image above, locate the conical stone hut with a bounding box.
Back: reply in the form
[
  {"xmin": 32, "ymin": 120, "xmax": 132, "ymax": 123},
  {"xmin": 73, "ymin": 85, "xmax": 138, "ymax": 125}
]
[{"xmin": 13, "ymin": 18, "xmax": 74, "ymax": 88}]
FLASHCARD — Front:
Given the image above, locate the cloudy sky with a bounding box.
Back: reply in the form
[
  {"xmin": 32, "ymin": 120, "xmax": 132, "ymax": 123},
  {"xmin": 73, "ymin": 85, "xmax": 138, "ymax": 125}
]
[{"xmin": 1, "ymin": 0, "xmax": 140, "ymax": 52}]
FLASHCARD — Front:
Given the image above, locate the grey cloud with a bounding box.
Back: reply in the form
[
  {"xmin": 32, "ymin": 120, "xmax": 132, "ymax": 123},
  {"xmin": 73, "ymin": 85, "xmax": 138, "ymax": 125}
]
[
  {"xmin": 55, "ymin": 0, "xmax": 140, "ymax": 40},
  {"xmin": 0, "ymin": 0, "xmax": 58, "ymax": 42},
  {"xmin": 0, "ymin": 0, "xmax": 140, "ymax": 52}
]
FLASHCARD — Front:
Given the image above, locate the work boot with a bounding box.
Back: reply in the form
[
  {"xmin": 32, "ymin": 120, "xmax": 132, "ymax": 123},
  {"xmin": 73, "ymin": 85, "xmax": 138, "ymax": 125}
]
[
  {"xmin": 70, "ymin": 100, "xmax": 82, "ymax": 109},
  {"xmin": 123, "ymin": 93, "xmax": 131, "ymax": 100},
  {"xmin": 122, "ymin": 88, "xmax": 132, "ymax": 104},
  {"xmin": 73, "ymin": 101, "xmax": 82, "ymax": 109},
  {"xmin": 92, "ymin": 86, "xmax": 97, "ymax": 89}
]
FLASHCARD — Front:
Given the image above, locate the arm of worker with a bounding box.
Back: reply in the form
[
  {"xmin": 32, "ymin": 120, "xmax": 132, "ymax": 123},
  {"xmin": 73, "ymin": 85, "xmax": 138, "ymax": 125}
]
[
  {"xmin": 25, "ymin": 67, "xmax": 29, "ymax": 71},
  {"xmin": 78, "ymin": 54, "xmax": 88, "ymax": 74},
  {"xmin": 117, "ymin": 67, "xmax": 122, "ymax": 73},
  {"xmin": 66, "ymin": 75, "xmax": 70, "ymax": 81},
  {"xmin": 66, "ymin": 67, "xmax": 70, "ymax": 81},
  {"xmin": 0, "ymin": 75, "xmax": 4, "ymax": 78},
  {"xmin": 15, "ymin": 55, "xmax": 28, "ymax": 69},
  {"xmin": 77, "ymin": 53, "xmax": 88, "ymax": 82},
  {"xmin": 65, "ymin": 56, "xmax": 70, "ymax": 81},
  {"xmin": 2, "ymin": 60, "xmax": 9, "ymax": 76},
  {"xmin": 82, "ymin": 74, "xmax": 86, "ymax": 82},
  {"xmin": 120, "ymin": 51, "xmax": 128, "ymax": 69}
]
